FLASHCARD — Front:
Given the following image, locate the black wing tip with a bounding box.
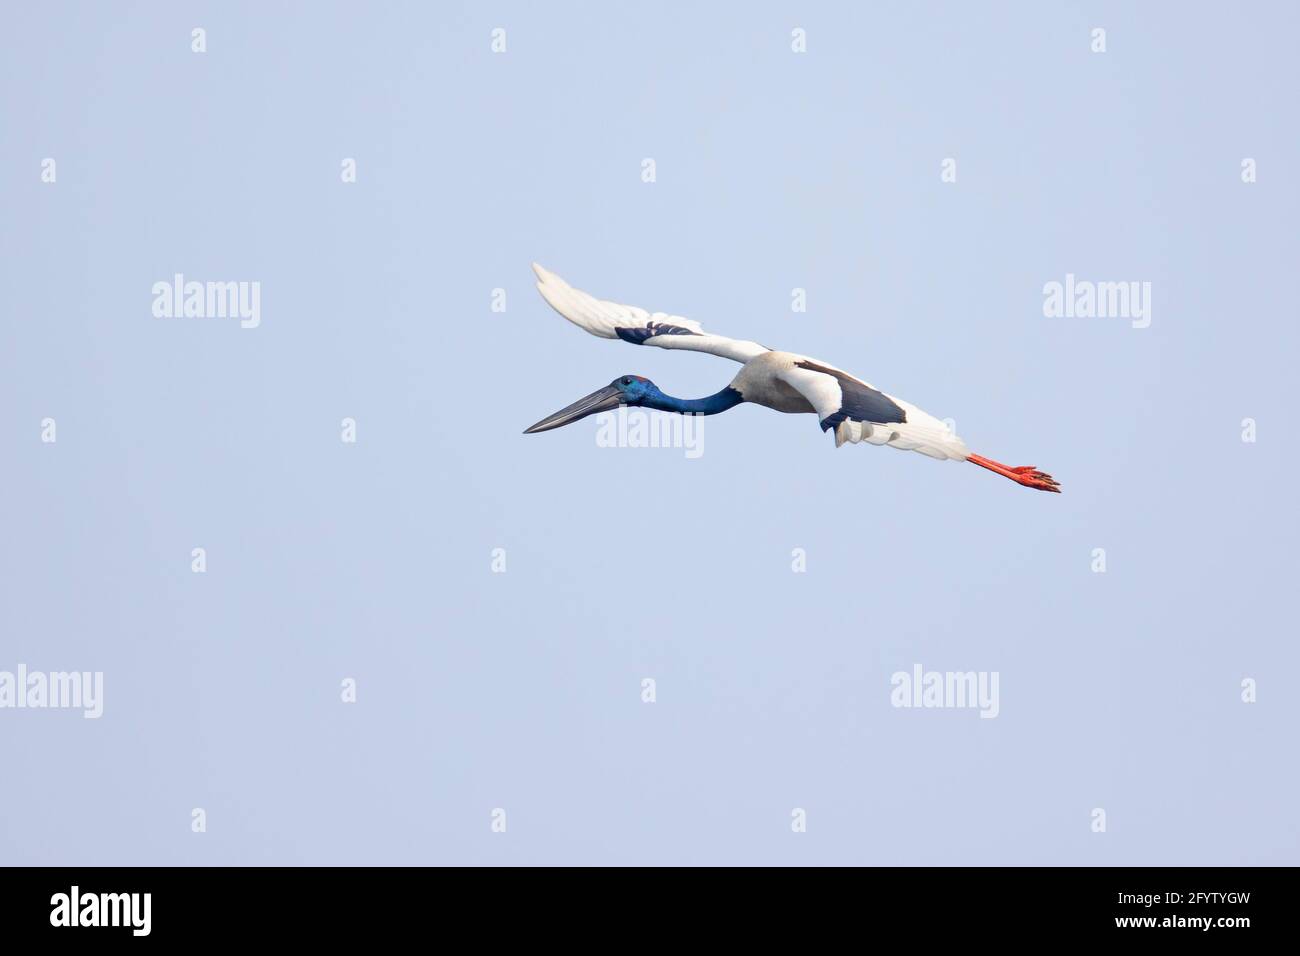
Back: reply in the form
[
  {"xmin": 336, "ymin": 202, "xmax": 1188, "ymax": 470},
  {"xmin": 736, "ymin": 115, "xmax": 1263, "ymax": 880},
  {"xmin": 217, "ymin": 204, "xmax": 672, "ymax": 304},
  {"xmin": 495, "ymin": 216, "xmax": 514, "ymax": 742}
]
[{"xmin": 615, "ymin": 322, "xmax": 701, "ymax": 345}]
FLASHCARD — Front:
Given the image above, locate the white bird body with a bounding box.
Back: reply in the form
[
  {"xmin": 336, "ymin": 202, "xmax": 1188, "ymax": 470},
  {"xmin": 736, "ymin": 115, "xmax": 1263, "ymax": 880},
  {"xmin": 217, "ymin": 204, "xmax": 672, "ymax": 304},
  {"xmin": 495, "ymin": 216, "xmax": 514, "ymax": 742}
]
[
  {"xmin": 725, "ymin": 351, "xmax": 821, "ymax": 414},
  {"xmin": 528, "ymin": 263, "xmax": 1058, "ymax": 492}
]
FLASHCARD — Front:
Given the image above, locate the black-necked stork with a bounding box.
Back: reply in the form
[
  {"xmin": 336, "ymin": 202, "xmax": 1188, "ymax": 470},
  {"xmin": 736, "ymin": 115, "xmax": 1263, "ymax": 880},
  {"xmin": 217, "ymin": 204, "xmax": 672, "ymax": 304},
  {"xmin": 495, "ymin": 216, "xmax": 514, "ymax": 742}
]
[{"xmin": 523, "ymin": 265, "xmax": 1060, "ymax": 493}]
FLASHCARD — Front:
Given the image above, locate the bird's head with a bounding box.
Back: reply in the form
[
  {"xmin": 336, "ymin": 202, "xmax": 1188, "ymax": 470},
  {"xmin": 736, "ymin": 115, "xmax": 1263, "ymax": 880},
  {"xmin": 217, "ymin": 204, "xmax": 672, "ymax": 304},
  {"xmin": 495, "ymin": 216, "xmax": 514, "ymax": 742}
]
[{"xmin": 523, "ymin": 375, "xmax": 657, "ymax": 433}]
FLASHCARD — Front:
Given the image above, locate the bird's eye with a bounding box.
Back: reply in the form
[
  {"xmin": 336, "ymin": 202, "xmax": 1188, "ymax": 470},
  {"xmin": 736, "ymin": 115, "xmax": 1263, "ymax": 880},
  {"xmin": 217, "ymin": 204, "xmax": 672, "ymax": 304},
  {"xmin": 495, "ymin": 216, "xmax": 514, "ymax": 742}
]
[{"xmin": 622, "ymin": 377, "xmax": 632, "ymax": 385}]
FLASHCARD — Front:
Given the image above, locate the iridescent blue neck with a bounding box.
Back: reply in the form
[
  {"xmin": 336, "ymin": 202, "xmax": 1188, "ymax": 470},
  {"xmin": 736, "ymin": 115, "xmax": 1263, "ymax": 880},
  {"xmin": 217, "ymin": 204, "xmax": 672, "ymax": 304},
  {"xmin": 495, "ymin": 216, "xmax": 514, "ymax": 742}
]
[{"xmin": 643, "ymin": 385, "xmax": 744, "ymax": 416}]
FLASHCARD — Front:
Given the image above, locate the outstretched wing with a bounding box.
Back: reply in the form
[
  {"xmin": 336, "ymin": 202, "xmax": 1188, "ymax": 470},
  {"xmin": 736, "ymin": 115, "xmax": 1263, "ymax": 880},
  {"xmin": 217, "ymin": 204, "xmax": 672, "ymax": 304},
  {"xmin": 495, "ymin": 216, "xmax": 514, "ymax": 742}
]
[
  {"xmin": 532, "ymin": 264, "xmax": 769, "ymax": 364},
  {"xmin": 776, "ymin": 359, "xmax": 969, "ymax": 461}
]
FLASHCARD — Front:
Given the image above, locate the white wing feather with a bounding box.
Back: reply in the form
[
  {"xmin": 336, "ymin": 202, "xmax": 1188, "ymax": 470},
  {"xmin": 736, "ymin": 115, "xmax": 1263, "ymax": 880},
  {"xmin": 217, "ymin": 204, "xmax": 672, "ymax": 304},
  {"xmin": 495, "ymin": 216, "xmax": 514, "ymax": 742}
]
[
  {"xmin": 532, "ymin": 264, "xmax": 768, "ymax": 364},
  {"xmin": 777, "ymin": 364, "xmax": 969, "ymax": 461}
]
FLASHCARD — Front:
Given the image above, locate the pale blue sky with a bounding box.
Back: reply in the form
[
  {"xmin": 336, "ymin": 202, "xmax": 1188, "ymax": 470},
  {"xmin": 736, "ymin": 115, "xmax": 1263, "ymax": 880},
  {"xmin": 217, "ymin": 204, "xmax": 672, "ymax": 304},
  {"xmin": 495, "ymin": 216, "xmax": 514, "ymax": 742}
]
[{"xmin": 2, "ymin": 1, "xmax": 1296, "ymax": 865}]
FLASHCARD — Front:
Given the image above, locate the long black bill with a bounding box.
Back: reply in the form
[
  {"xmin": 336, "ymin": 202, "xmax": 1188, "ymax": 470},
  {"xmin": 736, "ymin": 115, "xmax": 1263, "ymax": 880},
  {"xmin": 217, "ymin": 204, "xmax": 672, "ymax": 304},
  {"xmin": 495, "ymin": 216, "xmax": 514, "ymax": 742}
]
[{"xmin": 523, "ymin": 384, "xmax": 625, "ymax": 434}]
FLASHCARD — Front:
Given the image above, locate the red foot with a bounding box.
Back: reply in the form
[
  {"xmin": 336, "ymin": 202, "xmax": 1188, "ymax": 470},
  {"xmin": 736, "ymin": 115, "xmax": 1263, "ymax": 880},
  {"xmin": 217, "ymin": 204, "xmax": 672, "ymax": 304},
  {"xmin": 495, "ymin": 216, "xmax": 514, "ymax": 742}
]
[{"xmin": 967, "ymin": 454, "xmax": 1061, "ymax": 493}]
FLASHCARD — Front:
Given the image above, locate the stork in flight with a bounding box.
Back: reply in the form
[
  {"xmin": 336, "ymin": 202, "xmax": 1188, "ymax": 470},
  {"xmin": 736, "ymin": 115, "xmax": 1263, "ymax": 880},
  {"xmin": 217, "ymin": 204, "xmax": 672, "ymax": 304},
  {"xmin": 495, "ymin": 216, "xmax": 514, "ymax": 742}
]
[{"xmin": 523, "ymin": 265, "xmax": 1060, "ymax": 493}]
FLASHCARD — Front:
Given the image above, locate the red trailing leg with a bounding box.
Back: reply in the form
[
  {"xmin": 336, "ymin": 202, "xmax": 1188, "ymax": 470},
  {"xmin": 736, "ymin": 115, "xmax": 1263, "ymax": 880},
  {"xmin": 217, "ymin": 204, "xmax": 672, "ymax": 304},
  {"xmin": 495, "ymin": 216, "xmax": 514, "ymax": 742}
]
[{"xmin": 967, "ymin": 454, "xmax": 1061, "ymax": 493}]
